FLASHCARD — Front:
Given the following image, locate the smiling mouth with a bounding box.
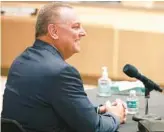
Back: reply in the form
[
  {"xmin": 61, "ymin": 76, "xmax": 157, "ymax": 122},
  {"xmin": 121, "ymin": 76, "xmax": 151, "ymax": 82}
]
[{"xmin": 75, "ymin": 40, "xmax": 80, "ymax": 43}]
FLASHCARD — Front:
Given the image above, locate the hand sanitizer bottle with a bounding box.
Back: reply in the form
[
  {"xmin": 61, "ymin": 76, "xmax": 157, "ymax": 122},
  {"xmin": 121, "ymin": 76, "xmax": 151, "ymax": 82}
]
[
  {"xmin": 97, "ymin": 66, "xmax": 112, "ymax": 97},
  {"xmin": 126, "ymin": 90, "xmax": 139, "ymax": 114}
]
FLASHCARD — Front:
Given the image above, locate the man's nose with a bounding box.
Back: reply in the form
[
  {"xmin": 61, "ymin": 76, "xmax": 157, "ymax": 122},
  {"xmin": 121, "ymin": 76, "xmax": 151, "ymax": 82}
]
[{"xmin": 79, "ymin": 27, "xmax": 87, "ymax": 37}]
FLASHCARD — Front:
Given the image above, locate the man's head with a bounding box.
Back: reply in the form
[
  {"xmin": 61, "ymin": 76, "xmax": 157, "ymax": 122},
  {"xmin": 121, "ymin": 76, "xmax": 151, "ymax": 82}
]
[{"xmin": 35, "ymin": 2, "xmax": 86, "ymax": 60}]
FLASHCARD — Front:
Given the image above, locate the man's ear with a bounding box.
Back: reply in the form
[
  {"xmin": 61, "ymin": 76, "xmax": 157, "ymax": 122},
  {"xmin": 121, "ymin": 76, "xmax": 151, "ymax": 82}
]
[{"xmin": 48, "ymin": 24, "xmax": 58, "ymax": 39}]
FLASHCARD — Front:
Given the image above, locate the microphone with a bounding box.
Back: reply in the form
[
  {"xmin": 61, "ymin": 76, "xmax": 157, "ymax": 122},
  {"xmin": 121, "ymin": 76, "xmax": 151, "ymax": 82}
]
[
  {"xmin": 123, "ymin": 64, "xmax": 163, "ymax": 93},
  {"xmin": 123, "ymin": 64, "xmax": 162, "ymax": 123}
]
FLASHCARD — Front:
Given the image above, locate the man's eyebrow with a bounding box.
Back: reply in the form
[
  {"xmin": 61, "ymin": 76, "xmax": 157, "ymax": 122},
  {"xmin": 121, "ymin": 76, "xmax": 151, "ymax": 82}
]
[
  {"xmin": 73, "ymin": 22, "xmax": 81, "ymax": 25},
  {"xmin": 74, "ymin": 21, "xmax": 81, "ymax": 24}
]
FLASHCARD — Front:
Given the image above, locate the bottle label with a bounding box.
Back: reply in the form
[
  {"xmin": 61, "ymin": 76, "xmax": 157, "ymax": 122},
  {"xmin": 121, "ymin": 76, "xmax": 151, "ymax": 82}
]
[
  {"xmin": 99, "ymin": 84, "xmax": 110, "ymax": 93},
  {"xmin": 127, "ymin": 101, "xmax": 137, "ymax": 108},
  {"xmin": 98, "ymin": 80, "xmax": 111, "ymax": 93}
]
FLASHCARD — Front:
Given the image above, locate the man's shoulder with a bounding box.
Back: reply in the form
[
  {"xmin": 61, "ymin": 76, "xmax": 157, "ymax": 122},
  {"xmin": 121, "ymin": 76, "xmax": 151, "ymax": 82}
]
[
  {"xmin": 60, "ymin": 64, "xmax": 79, "ymax": 74},
  {"xmin": 50, "ymin": 62, "xmax": 79, "ymax": 76}
]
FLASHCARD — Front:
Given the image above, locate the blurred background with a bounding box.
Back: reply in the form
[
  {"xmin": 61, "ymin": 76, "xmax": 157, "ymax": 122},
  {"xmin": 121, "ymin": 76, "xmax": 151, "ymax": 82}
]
[{"xmin": 1, "ymin": 1, "xmax": 164, "ymax": 93}]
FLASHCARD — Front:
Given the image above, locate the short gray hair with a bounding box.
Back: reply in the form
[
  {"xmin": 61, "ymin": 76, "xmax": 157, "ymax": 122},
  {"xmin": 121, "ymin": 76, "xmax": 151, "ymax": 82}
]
[{"xmin": 35, "ymin": 2, "xmax": 72, "ymax": 38}]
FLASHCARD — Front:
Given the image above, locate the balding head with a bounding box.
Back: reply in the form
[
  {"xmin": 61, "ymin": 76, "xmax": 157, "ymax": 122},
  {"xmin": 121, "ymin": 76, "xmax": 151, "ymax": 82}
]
[{"xmin": 35, "ymin": 2, "xmax": 72, "ymax": 38}]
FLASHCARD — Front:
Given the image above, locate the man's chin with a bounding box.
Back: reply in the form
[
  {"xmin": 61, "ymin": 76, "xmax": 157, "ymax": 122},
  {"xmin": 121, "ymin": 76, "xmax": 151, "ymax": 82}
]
[{"xmin": 74, "ymin": 47, "xmax": 81, "ymax": 53}]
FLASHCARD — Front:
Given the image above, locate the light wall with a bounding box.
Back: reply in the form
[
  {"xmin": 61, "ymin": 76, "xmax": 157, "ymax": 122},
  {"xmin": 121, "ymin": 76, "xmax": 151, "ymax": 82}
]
[{"xmin": 1, "ymin": 2, "xmax": 164, "ymax": 86}]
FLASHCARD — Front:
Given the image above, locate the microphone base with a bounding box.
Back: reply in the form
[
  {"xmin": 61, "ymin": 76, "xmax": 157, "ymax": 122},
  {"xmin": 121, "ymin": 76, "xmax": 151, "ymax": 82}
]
[{"xmin": 132, "ymin": 113, "xmax": 162, "ymax": 122}]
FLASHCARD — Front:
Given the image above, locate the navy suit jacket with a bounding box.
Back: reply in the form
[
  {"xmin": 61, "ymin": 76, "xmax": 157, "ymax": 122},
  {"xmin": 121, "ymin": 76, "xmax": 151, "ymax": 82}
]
[{"xmin": 2, "ymin": 39, "xmax": 120, "ymax": 132}]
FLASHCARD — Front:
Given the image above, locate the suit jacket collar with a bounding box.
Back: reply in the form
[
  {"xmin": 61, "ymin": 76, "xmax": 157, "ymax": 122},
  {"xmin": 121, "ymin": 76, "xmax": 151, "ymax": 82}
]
[{"xmin": 33, "ymin": 39, "xmax": 64, "ymax": 60}]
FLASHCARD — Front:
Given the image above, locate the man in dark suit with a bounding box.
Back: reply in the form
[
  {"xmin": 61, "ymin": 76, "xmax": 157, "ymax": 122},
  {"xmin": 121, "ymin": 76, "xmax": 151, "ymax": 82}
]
[{"xmin": 1, "ymin": 2, "xmax": 126, "ymax": 132}]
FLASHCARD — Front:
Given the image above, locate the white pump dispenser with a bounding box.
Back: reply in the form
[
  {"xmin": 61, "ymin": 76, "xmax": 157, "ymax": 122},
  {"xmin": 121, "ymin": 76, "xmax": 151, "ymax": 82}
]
[
  {"xmin": 97, "ymin": 66, "xmax": 112, "ymax": 97},
  {"xmin": 102, "ymin": 66, "xmax": 108, "ymax": 78}
]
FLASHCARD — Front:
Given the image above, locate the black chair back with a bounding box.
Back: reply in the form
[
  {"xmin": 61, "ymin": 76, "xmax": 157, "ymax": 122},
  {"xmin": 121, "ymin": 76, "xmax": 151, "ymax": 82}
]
[{"xmin": 1, "ymin": 118, "xmax": 26, "ymax": 132}]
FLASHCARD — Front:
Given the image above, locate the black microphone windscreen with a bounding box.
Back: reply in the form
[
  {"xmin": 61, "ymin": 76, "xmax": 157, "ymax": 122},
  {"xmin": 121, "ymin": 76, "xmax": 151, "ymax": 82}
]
[
  {"xmin": 123, "ymin": 64, "xmax": 163, "ymax": 93},
  {"xmin": 123, "ymin": 64, "xmax": 139, "ymax": 78}
]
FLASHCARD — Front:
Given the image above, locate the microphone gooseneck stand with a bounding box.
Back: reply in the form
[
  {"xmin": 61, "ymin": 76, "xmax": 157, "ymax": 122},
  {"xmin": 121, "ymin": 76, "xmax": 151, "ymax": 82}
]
[{"xmin": 132, "ymin": 84, "xmax": 161, "ymax": 122}]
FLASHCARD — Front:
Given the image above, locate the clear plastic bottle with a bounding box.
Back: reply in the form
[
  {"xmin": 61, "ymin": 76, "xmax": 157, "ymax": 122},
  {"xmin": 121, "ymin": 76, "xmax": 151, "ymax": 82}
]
[
  {"xmin": 97, "ymin": 66, "xmax": 112, "ymax": 97},
  {"xmin": 126, "ymin": 90, "xmax": 139, "ymax": 114}
]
